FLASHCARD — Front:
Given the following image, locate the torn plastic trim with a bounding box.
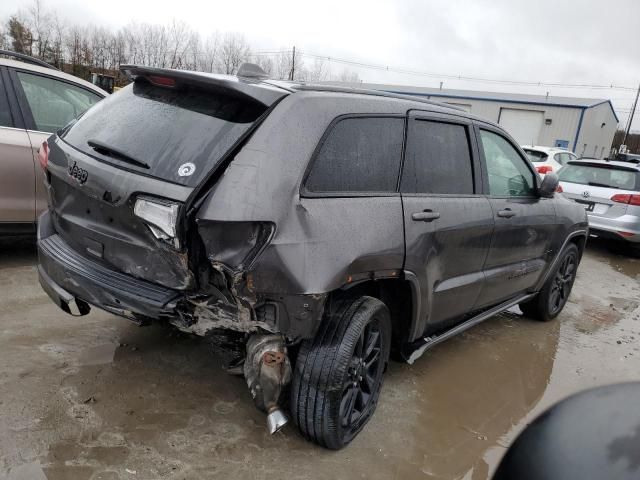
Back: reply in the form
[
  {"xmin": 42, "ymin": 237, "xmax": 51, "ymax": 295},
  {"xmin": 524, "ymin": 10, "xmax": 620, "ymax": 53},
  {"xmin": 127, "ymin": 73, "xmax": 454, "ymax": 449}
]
[
  {"xmin": 196, "ymin": 220, "xmax": 276, "ymax": 274},
  {"xmin": 170, "ymin": 264, "xmax": 327, "ymax": 340}
]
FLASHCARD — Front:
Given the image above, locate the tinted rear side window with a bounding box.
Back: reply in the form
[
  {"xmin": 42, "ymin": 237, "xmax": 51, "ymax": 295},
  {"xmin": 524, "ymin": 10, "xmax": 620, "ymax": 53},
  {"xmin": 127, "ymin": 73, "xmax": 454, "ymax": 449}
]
[
  {"xmin": 305, "ymin": 117, "xmax": 404, "ymax": 193},
  {"xmin": 62, "ymin": 82, "xmax": 266, "ymax": 187},
  {"xmin": 523, "ymin": 149, "xmax": 548, "ymax": 163},
  {"xmin": 401, "ymin": 120, "xmax": 474, "ymax": 194}
]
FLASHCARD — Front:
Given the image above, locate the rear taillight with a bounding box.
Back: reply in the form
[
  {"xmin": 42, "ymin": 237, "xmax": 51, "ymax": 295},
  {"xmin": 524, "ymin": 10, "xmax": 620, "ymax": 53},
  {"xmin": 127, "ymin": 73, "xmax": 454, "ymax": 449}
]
[
  {"xmin": 536, "ymin": 165, "xmax": 553, "ymax": 174},
  {"xmin": 611, "ymin": 194, "xmax": 640, "ymax": 206},
  {"xmin": 38, "ymin": 141, "xmax": 49, "ymax": 170},
  {"xmin": 134, "ymin": 197, "xmax": 181, "ymax": 249},
  {"xmin": 147, "ymin": 75, "xmax": 176, "ymax": 87}
]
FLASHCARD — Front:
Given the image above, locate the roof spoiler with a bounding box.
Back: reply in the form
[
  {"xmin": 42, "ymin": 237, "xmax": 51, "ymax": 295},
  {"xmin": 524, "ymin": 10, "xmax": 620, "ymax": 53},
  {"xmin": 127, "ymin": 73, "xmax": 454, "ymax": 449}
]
[{"xmin": 120, "ymin": 64, "xmax": 287, "ymax": 107}]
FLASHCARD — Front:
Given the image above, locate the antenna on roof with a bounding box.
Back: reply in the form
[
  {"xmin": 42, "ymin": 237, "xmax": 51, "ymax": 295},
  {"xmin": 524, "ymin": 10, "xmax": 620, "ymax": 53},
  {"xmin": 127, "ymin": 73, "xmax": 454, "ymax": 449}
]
[{"xmin": 237, "ymin": 63, "xmax": 269, "ymax": 80}]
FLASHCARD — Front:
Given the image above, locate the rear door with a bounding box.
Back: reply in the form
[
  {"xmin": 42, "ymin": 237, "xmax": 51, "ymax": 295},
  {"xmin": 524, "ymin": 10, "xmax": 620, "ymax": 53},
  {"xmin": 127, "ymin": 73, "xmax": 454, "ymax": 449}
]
[
  {"xmin": 9, "ymin": 68, "xmax": 104, "ymax": 217},
  {"xmin": 0, "ymin": 66, "xmax": 36, "ymax": 225},
  {"xmin": 474, "ymin": 125, "xmax": 557, "ymax": 307},
  {"xmin": 401, "ymin": 110, "xmax": 493, "ymax": 337}
]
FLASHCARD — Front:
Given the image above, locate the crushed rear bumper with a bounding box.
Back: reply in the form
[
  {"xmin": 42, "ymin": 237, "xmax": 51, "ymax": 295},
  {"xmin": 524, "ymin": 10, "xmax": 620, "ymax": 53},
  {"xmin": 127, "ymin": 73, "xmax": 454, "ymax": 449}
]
[{"xmin": 37, "ymin": 210, "xmax": 181, "ymax": 321}]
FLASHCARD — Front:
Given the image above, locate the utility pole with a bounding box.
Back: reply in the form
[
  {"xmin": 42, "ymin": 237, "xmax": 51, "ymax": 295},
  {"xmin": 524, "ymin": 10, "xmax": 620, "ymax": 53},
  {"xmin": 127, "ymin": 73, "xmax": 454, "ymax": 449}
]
[
  {"xmin": 289, "ymin": 46, "xmax": 296, "ymax": 81},
  {"xmin": 623, "ymin": 82, "xmax": 640, "ymax": 147}
]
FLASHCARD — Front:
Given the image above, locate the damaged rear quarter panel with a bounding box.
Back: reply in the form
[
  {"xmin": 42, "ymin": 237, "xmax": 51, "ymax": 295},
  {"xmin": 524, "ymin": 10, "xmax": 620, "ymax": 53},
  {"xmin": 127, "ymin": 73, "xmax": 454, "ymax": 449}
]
[{"xmin": 194, "ymin": 92, "xmax": 408, "ymax": 337}]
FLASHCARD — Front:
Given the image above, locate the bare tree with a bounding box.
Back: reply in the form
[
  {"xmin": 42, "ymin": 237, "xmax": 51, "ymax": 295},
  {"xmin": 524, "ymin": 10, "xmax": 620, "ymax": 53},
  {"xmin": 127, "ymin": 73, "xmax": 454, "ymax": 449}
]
[
  {"xmin": 1, "ymin": 3, "xmax": 361, "ymax": 86},
  {"xmin": 305, "ymin": 58, "xmax": 328, "ymax": 82},
  {"xmin": 336, "ymin": 68, "xmax": 361, "ymax": 83},
  {"xmin": 49, "ymin": 12, "xmax": 65, "ymax": 67},
  {"xmin": 252, "ymin": 54, "xmax": 274, "ymax": 76},
  {"xmin": 167, "ymin": 19, "xmax": 192, "ymax": 69},
  {"xmin": 219, "ymin": 33, "xmax": 250, "ymax": 74},
  {"xmin": 199, "ymin": 32, "xmax": 219, "ymax": 72},
  {"xmin": 0, "ymin": 24, "xmax": 8, "ymax": 50},
  {"xmin": 270, "ymin": 48, "xmax": 303, "ymax": 80},
  {"xmin": 27, "ymin": 0, "xmax": 52, "ymax": 58}
]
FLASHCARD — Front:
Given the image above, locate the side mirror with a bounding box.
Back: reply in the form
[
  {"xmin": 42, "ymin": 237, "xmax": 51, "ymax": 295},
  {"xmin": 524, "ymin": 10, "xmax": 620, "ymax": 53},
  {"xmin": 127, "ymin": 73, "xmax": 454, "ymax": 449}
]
[{"xmin": 539, "ymin": 172, "xmax": 559, "ymax": 198}]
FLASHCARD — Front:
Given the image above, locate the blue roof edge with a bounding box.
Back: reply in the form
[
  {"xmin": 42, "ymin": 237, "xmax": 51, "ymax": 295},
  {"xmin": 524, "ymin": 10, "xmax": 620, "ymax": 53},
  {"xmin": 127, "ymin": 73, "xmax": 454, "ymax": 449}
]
[
  {"xmin": 383, "ymin": 90, "xmax": 619, "ymax": 123},
  {"xmin": 587, "ymin": 100, "xmax": 620, "ymax": 123}
]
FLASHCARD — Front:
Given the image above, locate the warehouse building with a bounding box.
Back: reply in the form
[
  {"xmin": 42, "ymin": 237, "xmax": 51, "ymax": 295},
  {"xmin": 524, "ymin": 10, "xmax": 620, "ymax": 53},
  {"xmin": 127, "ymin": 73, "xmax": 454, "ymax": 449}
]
[{"xmin": 335, "ymin": 83, "xmax": 619, "ymax": 159}]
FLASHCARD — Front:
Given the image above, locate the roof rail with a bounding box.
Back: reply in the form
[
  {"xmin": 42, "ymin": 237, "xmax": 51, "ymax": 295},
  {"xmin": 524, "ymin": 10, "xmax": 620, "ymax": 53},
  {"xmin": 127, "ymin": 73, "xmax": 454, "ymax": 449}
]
[
  {"xmin": 0, "ymin": 49, "xmax": 59, "ymax": 70},
  {"xmin": 294, "ymin": 83, "xmax": 465, "ymax": 111}
]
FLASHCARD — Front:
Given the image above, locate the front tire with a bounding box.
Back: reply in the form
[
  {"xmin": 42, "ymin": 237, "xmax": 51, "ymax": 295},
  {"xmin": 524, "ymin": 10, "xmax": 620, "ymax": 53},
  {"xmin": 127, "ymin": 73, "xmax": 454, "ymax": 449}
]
[
  {"xmin": 520, "ymin": 243, "xmax": 579, "ymax": 321},
  {"xmin": 291, "ymin": 295, "xmax": 391, "ymax": 449}
]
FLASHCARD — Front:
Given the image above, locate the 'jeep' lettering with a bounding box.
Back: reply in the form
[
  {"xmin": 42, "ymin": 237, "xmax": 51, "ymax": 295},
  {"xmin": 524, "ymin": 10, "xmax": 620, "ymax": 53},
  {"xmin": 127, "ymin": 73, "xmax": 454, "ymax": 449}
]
[{"xmin": 68, "ymin": 161, "xmax": 88, "ymax": 184}]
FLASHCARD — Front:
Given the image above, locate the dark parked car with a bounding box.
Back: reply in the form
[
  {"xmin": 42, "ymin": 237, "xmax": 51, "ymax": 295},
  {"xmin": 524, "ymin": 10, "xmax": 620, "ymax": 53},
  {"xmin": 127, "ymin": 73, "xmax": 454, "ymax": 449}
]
[{"xmin": 37, "ymin": 63, "xmax": 588, "ymax": 449}]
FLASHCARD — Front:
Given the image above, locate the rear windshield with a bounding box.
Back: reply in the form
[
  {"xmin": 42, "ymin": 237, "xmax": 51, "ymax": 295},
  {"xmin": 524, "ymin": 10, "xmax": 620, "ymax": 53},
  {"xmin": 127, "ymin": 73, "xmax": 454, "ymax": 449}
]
[
  {"xmin": 523, "ymin": 149, "xmax": 548, "ymax": 162},
  {"xmin": 559, "ymin": 163, "xmax": 639, "ymax": 191},
  {"xmin": 62, "ymin": 82, "xmax": 266, "ymax": 187}
]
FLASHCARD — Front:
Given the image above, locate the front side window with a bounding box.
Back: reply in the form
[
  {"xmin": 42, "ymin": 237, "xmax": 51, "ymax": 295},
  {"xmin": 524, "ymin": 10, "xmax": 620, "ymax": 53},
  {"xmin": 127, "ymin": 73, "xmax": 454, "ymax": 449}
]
[
  {"xmin": 305, "ymin": 117, "xmax": 404, "ymax": 193},
  {"xmin": 401, "ymin": 119, "xmax": 474, "ymax": 194},
  {"xmin": 16, "ymin": 71, "xmax": 102, "ymax": 133},
  {"xmin": 479, "ymin": 129, "xmax": 536, "ymax": 197}
]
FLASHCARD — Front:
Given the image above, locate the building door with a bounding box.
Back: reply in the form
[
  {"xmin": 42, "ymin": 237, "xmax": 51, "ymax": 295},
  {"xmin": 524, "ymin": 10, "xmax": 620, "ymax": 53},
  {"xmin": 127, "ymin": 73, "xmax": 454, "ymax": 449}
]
[{"xmin": 498, "ymin": 108, "xmax": 544, "ymax": 145}]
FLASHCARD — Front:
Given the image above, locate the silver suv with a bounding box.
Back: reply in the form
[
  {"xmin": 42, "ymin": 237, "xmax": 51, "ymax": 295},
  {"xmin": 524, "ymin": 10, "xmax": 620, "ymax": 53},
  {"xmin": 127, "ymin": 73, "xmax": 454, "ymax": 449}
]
[
  {"xmin": 558, "ymin": 158, "xmax": 640, "ymax": 250},
  {"xmin": 0, "ymin": 50, "xmax": 105, "ymax": 234}
]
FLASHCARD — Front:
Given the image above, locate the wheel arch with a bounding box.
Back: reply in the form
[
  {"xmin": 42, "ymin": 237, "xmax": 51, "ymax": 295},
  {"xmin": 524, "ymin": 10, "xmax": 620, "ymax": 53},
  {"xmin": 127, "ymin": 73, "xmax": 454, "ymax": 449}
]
[
  {"xmin": 327, "ymin": 274, "xmax": 418, "ymax": 355},
  {"xmin": 534, "ymin": 229, "xmax": 588, "ymax": 291}
]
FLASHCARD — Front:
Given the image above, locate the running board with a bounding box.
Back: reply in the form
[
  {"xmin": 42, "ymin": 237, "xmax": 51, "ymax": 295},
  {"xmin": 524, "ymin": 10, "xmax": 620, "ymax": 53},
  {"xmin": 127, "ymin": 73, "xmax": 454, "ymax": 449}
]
[{"xmin": 403, "ymin": 293, "xmax": 535, "ymax": 365}]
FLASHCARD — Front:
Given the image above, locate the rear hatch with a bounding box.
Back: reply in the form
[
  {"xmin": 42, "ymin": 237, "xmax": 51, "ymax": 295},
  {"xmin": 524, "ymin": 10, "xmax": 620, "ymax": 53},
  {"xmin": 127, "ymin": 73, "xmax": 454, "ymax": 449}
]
[
  {"xmin": 558, "ymin": 161, "xmax": 640, "ymax": 218},
  {"xmin": 45, "ymin": 66, "xmax": 287, "ymax": 290}
]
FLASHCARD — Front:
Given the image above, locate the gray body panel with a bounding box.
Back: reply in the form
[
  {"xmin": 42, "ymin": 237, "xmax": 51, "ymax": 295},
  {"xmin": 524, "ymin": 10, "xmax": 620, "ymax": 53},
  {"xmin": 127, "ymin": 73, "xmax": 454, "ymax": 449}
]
[{"xmin": 37, "ymin": 77, "xmax": 589, "ymax": 349}]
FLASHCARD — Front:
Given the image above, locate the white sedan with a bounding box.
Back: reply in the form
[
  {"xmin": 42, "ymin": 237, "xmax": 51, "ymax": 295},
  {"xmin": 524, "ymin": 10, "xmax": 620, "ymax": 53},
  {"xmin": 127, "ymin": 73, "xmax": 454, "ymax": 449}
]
[{"xmin": 522, "ymin": 145, "xmax": 578, "ymax": 176}]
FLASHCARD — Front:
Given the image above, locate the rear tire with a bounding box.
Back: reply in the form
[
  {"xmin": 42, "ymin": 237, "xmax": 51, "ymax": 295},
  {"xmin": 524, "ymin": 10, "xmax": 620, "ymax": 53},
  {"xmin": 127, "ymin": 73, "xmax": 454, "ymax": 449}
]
[
  {"xmin": 520, "ymin": 243, "xmax": 579, "ymax": 322},
  {"xmin": 291, "ymin": 295, "xmax": 391, "ymax": 449}
]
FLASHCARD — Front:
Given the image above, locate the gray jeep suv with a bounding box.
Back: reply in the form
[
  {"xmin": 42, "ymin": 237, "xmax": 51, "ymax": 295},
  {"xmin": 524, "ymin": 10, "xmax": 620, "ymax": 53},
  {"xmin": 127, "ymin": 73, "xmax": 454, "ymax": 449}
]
[{"xmin": 37, "ymin": 64, "xmax": 588, "ymax": 449}]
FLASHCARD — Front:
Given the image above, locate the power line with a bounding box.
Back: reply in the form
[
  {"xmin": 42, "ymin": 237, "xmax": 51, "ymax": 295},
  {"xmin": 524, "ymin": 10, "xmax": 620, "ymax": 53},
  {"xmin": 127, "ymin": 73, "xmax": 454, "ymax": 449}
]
[{"xmin": 251, "ymin": 49, "xmax": 636, "ymax": 92}]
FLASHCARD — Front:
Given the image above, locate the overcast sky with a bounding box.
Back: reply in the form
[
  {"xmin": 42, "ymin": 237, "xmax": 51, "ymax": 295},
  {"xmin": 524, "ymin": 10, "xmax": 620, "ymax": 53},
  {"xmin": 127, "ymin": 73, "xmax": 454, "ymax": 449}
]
[{"xmin": 2, "ymin": 0, "xmax": 639, "ymax": 129}]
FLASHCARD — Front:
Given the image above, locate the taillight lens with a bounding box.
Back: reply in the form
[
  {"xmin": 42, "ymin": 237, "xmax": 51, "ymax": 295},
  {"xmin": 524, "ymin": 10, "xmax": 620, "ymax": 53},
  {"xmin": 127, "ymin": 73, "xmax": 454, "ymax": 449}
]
[
  {"xmin": 611, "ymin": 194, "xmax": 640, "ymax": 206},
  {"xmin": 38, "ymin": 140, "xmax": 49, "ymax": 170},
  {"xmin": 536, "ymin": 165, "xmax": 553, "ymax": 174},
  {"xmin": 134, "ymin": 197, "xmax": 181, "ymax": 248}
]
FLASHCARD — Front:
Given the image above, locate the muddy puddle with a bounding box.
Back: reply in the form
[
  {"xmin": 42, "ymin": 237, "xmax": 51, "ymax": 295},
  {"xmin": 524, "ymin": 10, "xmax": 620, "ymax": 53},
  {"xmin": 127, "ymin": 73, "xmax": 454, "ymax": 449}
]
[{"xmin": 1, "ymin": 241, "xmax": 639, "ymax": 479}]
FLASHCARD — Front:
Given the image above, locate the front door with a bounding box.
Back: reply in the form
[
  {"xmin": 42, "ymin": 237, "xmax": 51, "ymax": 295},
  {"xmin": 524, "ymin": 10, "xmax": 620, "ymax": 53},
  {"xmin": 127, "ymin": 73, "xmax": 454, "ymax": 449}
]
[
  {"xmin": 401, "ymin": 111, "xmax": 494, "ymax": 338},
  {"xmin": 474, "ymin": 126, "xmax": 557, "ymax": 307}
]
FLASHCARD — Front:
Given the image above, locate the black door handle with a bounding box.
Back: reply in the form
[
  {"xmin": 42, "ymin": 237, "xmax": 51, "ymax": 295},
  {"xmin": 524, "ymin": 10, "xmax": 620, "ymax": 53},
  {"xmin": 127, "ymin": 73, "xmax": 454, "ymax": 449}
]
[
  {"xmin": 497, "ymin": 208, "xmax": 516, "ymax": 218},
  {"xmin": 412, "ymin": 210, "xmax": 440, "ymax": 222}
]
